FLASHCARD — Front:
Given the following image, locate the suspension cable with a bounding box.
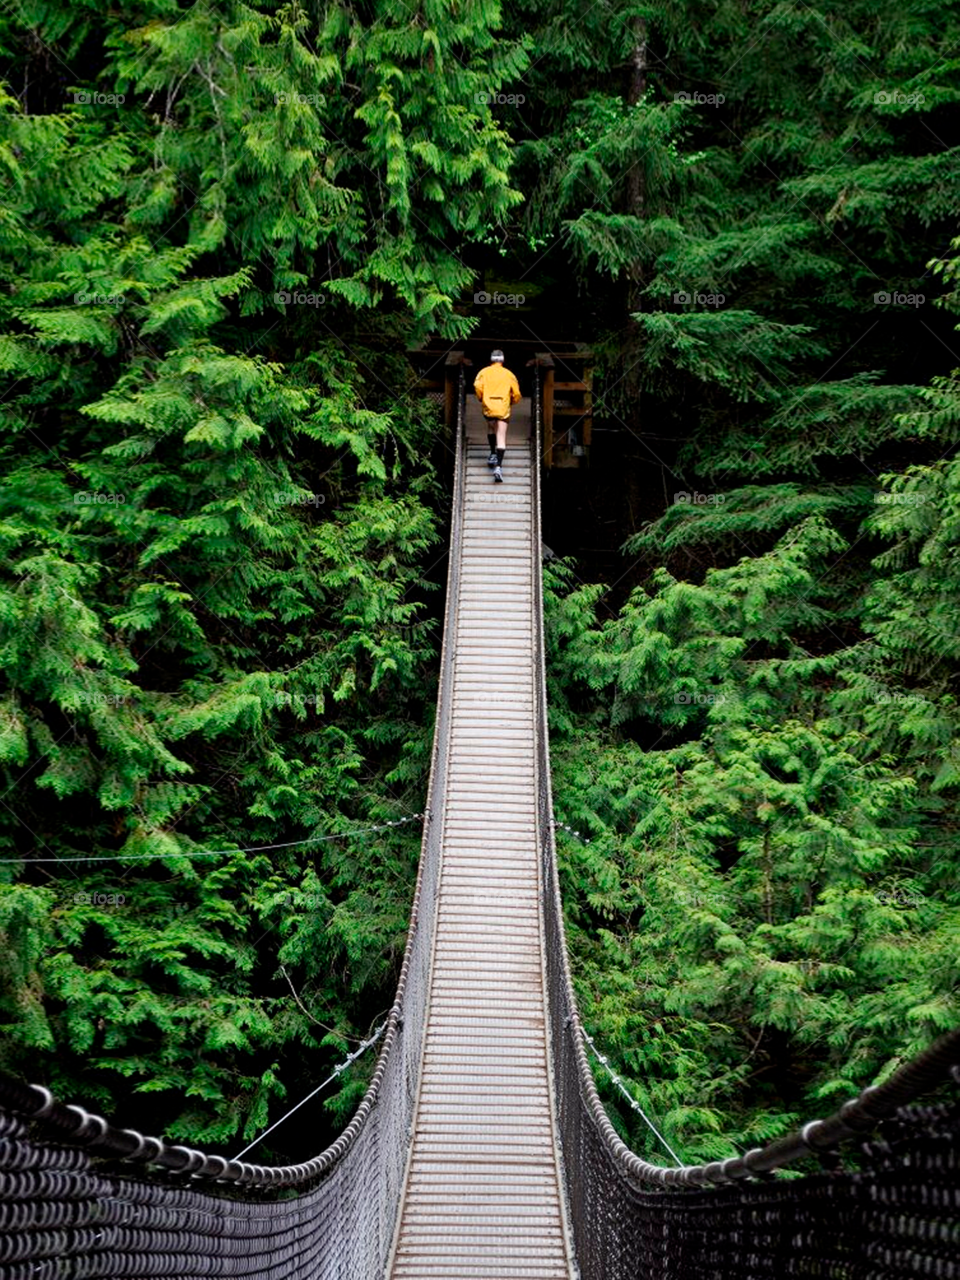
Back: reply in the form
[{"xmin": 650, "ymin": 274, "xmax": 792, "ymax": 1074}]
[
  {"xmin": 0, "ymin": 813, "xmax": 427, "ymax": 864},
  {"xmin": 232, "ymin": 1021, "xmax": 388, "ymax": 1160},
  {"xmin": 552, "ymin": 819, "xmax": 591, "ymax": 844},
  {"xmin": 582, "ymin": 1027, "xmax": 684, "ymax": 1166},
  {"xmin": 2, "ymin": 810, "xmax": 580, "ymax": 865}
]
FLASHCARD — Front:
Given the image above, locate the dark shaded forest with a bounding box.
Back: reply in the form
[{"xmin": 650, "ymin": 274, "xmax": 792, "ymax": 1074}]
[{"xmin": 0, "ymin": 0, "xmax": 958, "ymax": 1167}]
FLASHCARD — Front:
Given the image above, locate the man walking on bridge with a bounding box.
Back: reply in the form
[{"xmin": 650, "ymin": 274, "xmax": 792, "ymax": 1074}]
[{"xmin": 474, "ymin": 349, "xmax": 521, "ymax": 483}]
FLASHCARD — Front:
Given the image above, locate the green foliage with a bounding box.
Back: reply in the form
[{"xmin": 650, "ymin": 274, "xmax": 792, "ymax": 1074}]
[
  {"xmin": 505, "ymin": 0, "xmax": 960, "ymax": 473},
  {"xmin": 545, "ymin": 538, "xmax": 959, "ymax": 1161},
  {"xmin": 0, "ymin": 0, "xmax": 527, "ymax": 1152}
]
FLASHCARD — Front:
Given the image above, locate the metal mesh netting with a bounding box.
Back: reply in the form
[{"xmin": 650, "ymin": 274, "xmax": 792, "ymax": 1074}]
[
  {"xmin": 1, "ymin": 828, "xmax": 422, "ymax": 1275},
  {"xmin": 0, "ymin": 1003, "xmax": 409, "ymax": 1280},
  {"xmin": 537, "ymin": 857, "xmax": 960, "ymax": 1279},
  {"xmin": 0, "ymin": 1105, "xmax": 338, "ymax": 1280},
  {"xmin": 552, "ymin": 1085, "xmax": 960, "ymax": 1279},
  {"xmin": 528, "ymin": 363, "xmax": 960, "ymax": 1279}
]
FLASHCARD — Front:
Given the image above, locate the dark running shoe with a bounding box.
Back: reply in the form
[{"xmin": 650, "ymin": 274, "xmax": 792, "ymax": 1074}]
[{"xmin": 488, "ymin": 451, "xmax": 498, "ymax": 468}]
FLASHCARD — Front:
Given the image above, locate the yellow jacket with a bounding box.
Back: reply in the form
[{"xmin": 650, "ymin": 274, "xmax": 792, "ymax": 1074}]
[{"xmin": 474, "ymin": 364, "xmax": 521, "ymax": 420}]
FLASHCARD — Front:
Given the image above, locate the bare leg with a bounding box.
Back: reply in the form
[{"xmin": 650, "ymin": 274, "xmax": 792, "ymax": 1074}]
[{"xmin": 495, "ymin": 419, "xmax": 508, "ymax": 448}]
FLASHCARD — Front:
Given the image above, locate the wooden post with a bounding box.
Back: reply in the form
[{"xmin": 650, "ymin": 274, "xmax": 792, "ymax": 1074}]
[
  {"xmin": 444, "ymin": 351, "xmax": 470, "ymax": 427},
  {"xmin": 536, "ymin": 354, "xmax": 555, "ymax": 468},
  {"xmin": 444, "ymin": 353, "xmax": 458, "ymax": 428},
  {"xmin": 582, "ymin": 362, "xmax": 593, "ymax": 449}
]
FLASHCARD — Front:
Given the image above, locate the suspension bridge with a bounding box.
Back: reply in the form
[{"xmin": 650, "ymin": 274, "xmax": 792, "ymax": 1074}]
[{"xmin": 1, "ymin": 359, "xmax": 958, "ymax": 1278}]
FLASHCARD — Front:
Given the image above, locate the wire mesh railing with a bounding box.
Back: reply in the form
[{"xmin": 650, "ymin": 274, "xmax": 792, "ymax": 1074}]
[
  {"xmin": 0, "ymin": 371, "xmax": 469, "ymax": 1280},
  {"xmin": 528, "ymin": 356, "xmax": 960, "ymax": 1279}
]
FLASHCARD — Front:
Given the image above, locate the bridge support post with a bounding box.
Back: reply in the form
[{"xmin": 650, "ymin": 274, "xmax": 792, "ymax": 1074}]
[
  {"xmin": 535, "ymin": 353, "xmax": 555, "ymax": 466},
  {"xmin": 444, "ymin": 351, "xmax": 471, "ymax": 428}
]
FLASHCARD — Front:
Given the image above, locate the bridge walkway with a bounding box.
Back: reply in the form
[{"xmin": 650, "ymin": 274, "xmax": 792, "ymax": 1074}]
[{"xmin": 387, "ymin": 396, "xmax": 575, "ymax": 1279}]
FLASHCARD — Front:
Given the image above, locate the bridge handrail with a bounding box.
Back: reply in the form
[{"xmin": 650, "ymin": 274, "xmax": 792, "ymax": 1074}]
[
  {"xmin": 528, "ymin": 356, "xmax": 960, "ymax": 1196},
  {"xmin": 0, "ymin": 365, "xmax": 470, "ymax": 1212}
]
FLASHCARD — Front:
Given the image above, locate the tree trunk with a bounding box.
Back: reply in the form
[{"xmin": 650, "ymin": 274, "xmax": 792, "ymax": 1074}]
[
  {"xmin": 621, "ymin": 19, "xmax": 649, "ymax": 418},
  {"xmin": 625, "ymin": 19, "xmax": 647, "ymax": 221}
]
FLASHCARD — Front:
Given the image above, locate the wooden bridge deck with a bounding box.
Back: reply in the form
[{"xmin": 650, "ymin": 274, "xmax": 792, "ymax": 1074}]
[{"xmin": 388, "ymin": 398, "xmax": 574, "ymax": 1278}]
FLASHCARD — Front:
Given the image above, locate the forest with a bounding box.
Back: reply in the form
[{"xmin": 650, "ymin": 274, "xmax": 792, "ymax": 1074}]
[{"xmin": 0, "ymin": 0, "xmax": 958, "ymax": 1169}]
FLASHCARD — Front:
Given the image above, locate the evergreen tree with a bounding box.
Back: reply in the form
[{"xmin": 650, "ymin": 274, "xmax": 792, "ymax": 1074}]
[{"xmin": 0, "ymin": 0, "xmax": 525, "ymax": 1148}]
